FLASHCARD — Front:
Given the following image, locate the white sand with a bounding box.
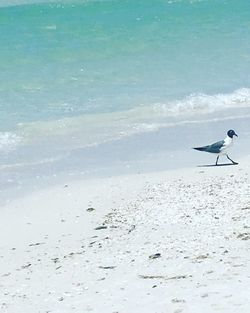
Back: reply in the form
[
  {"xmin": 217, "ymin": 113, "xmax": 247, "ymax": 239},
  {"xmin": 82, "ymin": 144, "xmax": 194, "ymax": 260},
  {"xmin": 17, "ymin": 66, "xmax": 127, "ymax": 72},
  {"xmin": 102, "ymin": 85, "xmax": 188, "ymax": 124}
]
[{"xmin": 0, "ymin": 157, "xmax": 250, "ymax": 313}]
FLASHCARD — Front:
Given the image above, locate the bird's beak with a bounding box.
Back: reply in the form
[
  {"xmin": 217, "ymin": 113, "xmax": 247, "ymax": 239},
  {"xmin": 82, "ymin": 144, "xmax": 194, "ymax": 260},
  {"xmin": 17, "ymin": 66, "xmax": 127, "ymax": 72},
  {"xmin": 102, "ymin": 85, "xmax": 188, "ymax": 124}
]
[{"xmin": 234, "ymin": 133, "xmax": 238, "ymax": 137}]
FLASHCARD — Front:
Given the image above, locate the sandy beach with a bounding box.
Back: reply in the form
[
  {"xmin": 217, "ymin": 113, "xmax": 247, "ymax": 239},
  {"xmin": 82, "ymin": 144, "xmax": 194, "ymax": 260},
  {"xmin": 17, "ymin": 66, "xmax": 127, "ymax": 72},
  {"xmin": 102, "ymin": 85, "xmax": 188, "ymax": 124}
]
[
  {"xmin": 0, "ymin": 155, "xmax": 250, "ymax": 313},
  {"xmin": 1, "ymin": 1, "xmax": 250, "ymax": 312}
]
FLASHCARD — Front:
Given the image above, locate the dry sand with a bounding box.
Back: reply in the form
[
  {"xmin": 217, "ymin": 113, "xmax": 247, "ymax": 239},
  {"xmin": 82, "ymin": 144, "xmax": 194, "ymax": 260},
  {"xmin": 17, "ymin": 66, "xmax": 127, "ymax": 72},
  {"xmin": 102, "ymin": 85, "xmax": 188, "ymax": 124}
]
[{"xmin": 0, "ymin": 157, "xmax": 250, "ymax": 313}]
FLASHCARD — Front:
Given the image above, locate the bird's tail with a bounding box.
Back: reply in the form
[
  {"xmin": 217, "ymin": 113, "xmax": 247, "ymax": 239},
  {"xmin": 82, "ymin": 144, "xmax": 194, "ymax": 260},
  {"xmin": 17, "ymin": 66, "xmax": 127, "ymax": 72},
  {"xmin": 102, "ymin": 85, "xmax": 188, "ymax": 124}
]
[{"xmin": 193, "ymin": 146, "xmax": 209, "ymax": 152}]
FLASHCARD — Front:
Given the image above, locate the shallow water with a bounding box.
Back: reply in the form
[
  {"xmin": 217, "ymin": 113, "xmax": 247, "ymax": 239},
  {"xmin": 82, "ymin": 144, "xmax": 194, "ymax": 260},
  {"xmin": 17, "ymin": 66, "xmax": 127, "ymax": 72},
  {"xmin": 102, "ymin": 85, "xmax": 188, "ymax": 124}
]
[{"xmin": 0, "ymin": 0, "xmax": 250, "ymax": 200}]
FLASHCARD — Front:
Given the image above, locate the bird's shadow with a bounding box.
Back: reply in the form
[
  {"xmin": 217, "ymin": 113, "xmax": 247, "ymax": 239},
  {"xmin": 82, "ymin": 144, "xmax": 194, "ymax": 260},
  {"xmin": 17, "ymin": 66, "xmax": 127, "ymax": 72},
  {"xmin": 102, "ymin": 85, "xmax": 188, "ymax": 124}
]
[{"xmin": 197, "ymin": 163, "xmax": 238, "ymax": 168}]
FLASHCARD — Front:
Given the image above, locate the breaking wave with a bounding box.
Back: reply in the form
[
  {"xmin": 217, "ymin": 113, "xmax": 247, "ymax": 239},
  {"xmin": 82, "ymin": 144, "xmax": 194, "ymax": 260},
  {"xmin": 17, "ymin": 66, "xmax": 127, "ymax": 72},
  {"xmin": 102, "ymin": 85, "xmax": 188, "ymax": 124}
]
[{"xmin": 10, "ymin": 87, "xmax": 250, "ymax": 150}]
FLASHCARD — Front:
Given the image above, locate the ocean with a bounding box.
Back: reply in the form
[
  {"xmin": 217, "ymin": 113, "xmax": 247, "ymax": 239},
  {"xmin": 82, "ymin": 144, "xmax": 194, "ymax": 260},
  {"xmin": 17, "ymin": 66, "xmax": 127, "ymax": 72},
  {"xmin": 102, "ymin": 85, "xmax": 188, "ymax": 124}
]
[{"xmin": 1, "ymin": 0, "xmax": 250, "ymax": 199}]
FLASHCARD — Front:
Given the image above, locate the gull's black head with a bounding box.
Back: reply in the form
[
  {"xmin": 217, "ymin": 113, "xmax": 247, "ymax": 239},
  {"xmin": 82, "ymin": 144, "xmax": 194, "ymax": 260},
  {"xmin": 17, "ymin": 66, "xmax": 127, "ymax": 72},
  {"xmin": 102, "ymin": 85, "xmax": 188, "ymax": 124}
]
[{"xmin": 227, "ymin": 129, "xmax": 238, "ymax": 138}]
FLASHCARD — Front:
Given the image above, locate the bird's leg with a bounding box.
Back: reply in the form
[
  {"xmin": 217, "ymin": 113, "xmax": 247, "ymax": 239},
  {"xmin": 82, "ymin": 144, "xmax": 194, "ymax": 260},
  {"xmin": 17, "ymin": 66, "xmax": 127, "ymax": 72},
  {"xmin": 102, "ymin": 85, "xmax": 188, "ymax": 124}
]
[
  {"xmin": 226, "ymin": 154, "xmax": 238, "ymax": 165},
  {"xmin": 215, "ymin": 155, "xmax": 219, "ymax": 166}
]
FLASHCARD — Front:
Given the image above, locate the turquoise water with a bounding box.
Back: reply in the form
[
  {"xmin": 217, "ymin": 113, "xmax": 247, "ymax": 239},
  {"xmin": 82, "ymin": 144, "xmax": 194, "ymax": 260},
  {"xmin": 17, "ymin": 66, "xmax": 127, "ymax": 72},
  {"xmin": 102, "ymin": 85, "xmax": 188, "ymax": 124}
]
[{"xmin": 0, "ymin": 0, "xmax": 250, "ymax": 193}]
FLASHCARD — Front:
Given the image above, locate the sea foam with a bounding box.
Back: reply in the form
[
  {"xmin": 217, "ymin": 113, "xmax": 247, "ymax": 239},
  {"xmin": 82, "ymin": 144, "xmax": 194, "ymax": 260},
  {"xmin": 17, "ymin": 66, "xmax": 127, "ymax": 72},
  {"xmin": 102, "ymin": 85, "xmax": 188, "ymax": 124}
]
[
  {"xmin": 13, "ymin": 88, "xmax": 250, "ymax": 151},
  {"xmin": 152, "ymin": 88, "xmax": 250, "ymax": 117},
  {"xmin": 0, "ymin": 132, "xmax": 22, "ymax": 152}
]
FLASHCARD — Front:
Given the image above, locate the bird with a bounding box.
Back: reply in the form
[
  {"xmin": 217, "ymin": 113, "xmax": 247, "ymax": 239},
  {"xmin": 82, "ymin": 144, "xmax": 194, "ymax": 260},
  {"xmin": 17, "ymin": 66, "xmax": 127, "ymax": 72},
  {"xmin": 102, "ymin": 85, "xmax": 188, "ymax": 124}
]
[{"xmin": 193, "ymin": 129, "xmax": 238, "ymax": 166}]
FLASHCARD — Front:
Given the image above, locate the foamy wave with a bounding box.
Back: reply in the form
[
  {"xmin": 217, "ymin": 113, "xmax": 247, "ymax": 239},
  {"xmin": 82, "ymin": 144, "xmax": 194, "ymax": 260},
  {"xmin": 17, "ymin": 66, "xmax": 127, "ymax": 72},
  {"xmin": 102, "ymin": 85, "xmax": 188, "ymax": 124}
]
[
  {"xmin": 151, "ymin": 88, "xmax": 250, "ymax": 116},
  {"xmin": 16, "ymin": 88, "xmax": 250, "ymax": 149},
  {"xmin": 0, "ymin": 132, "xmax": 22, "ymax": 152}
]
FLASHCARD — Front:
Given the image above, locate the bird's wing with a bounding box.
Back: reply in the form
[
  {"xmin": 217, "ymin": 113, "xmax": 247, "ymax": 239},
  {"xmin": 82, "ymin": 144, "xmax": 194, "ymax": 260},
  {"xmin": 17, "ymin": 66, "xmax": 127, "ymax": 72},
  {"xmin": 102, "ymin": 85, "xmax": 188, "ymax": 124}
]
[{"xmin": 207, "ymin": 140, "xmax": 225, "ymax": 153}]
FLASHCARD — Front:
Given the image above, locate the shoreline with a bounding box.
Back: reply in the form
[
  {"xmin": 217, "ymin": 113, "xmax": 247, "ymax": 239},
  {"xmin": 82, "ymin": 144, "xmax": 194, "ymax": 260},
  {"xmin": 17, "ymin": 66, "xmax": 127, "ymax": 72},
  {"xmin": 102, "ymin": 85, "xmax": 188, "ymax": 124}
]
[
  {"xmin": 0, "ymin": 114, "xmax": 249, "ymax": 206},
  {"xmin": 1, "ymin": 1, "xmax": 250, "ymax": 311},
  {"xmin": 0, "ymin": 155, "xmax": 250, "ymax": 312}
]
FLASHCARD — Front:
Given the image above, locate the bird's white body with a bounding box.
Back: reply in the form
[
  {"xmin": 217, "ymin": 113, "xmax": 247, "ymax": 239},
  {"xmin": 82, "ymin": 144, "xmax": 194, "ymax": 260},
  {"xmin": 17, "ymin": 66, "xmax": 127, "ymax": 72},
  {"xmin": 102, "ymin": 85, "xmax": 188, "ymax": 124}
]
[{"xmin": 218, "ymin": 135, "xmax": 233, "ymax": 155}]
